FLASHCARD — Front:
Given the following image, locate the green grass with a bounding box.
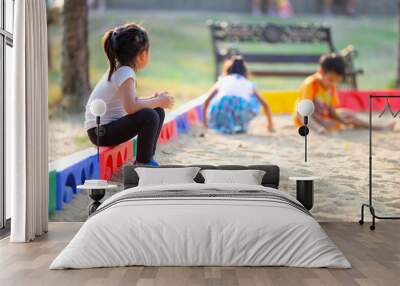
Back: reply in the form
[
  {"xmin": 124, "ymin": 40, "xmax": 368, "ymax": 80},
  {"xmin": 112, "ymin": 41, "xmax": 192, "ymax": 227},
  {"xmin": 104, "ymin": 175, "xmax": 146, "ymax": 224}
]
[
  {"xmin": 48, "ymin": 10, "xmax": 398, "ymax": 109},
  {"xmin": 73, "ymin": 133, "xmax": 93, "ymax": 149}
]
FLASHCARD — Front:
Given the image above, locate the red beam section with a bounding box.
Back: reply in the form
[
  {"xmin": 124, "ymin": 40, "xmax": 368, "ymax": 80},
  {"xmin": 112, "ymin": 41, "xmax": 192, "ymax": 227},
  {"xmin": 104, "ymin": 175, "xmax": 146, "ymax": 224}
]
[
  {"xmin": 158, "ymin": 120, "xmax": 178, "ymax": 144},
  {"xmin": 99, "ymin": 140, "xmax": 133, "ymax": 180},
  {"xmin": 339, "ymin": 90, "xmax": 400, "ymax": 112}
]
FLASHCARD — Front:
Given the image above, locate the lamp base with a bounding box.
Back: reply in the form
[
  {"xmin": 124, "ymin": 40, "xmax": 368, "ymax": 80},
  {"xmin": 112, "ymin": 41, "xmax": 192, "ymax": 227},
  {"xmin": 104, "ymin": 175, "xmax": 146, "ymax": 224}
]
[{"xmin": 298, "ymin": 126, "xmax": 309, "ymax": 136}]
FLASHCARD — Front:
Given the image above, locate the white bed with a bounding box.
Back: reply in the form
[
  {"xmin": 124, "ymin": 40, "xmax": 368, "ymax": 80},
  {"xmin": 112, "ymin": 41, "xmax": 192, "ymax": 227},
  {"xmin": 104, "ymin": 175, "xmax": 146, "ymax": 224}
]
[{"xmin": 50, "ymin": 183, "xmax": 350, "ymax": 269}]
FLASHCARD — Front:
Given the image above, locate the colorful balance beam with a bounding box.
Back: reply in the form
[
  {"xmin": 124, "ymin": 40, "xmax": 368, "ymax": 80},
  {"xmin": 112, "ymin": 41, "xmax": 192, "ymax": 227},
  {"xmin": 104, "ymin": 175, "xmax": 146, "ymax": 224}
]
[
  {"xmin": 48, "ymin": 170, "xmax": 57, "ymax": 213},
  {"xmin": 157, "ymin": 94, "xmax": 208, "ymax": 144},
  {"xmin": 133, "ymin": 137, "xmax": 137, "ymax": 159},
  {"xmin": 260, "ymin": 90, "xmax": 300, "ymax": 114},
  {"xmin": 260, "ymin": 89, "xmax": 400, "ymax": 114},
  {"xmin": 187, "ymin": 106, "xmax": 200, "ymax": 127},
  {"xmin": 48, "ymin": 136, "xmax": 137, "ymax": 213},
  {"xmin": 99, "ymin": 140, "xmax": 134, "ymax": 180},
  {"xmin": 176, "ymin": 113, "xmax": 190, "ymax": 134},
  {"xmin": 49, "ymin": 149, "xmax": 100, "ymax": 211},
  {"xmin": 338, "ymin": 90, "xmax": 400, "ymax": 112},
  {"xmin": 158, "ymin": 120, "xmax": 178, "ymax": 144}
]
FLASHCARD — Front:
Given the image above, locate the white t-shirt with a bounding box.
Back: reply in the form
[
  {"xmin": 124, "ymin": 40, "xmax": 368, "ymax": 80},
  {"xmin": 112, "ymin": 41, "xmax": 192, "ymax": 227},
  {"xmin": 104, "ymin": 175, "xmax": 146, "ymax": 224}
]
[
  {"xmin": 214, "ymin": 74, "xmax": 256, "ymax": 101},
  {"xmin": 84, "ymin": 66, "xmax": 136, "ymax": 130}
]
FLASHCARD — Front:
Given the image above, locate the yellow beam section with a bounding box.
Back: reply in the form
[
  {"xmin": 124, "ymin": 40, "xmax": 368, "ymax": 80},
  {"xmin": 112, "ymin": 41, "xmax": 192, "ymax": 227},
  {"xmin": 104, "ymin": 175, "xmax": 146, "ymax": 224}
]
[{"xmin": 260, "ymin": 90, "xmax": 300, "ymax": 114}]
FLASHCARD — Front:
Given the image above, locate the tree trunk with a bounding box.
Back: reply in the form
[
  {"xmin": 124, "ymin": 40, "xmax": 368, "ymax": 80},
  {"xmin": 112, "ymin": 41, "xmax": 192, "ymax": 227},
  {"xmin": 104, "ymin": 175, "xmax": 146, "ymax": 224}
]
[
  {"xmin": 61, "ymin": 0, "xmax": 90, "ymax": 112},
  {"xmin": 46, "ymin": 1, "xmax": 53, "ymax": 70},
  {"xmin": 397, "ymin": 0, "xmax": 400, "ymax": 87}
]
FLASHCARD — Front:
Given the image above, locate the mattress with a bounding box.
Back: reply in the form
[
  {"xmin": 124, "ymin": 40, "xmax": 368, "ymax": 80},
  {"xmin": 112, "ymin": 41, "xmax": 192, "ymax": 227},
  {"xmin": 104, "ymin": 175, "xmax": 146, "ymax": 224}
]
[{"xmin": 50, "ymin": 183, "xmax": 350, "ymax": 269}]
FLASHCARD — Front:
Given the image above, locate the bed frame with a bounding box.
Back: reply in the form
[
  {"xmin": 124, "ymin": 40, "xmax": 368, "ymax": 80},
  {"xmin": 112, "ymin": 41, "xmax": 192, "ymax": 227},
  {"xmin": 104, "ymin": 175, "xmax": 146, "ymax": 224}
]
[{"xmin": 123, "ymin": 164, "xmax": 280, "ymax": 190}]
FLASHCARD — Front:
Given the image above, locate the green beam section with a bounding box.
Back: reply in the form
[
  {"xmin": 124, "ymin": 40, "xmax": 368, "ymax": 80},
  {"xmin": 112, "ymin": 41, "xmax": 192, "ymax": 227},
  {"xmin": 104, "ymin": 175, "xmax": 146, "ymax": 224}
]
[
  {"xmin": 48, "ymin": 170, "xmax": 57, "ymax": 213},
  {"xmin": 133, "ymin": 138, "xmax": 137, "ymax": 160}
]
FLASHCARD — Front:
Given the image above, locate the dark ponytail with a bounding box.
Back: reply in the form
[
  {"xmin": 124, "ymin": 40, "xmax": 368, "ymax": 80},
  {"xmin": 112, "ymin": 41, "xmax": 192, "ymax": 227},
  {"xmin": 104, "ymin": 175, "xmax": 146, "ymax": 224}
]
[
  {"xmin": 222, "ymin": 55, "xmax": 248, "ymax": 78},
  {"xmin": 102, "ymin": 23, "xmax": 150, "ymax": 81},
  {"xmin": 103, "ymin": 30, "xmax": 117, "ymax": 81}
]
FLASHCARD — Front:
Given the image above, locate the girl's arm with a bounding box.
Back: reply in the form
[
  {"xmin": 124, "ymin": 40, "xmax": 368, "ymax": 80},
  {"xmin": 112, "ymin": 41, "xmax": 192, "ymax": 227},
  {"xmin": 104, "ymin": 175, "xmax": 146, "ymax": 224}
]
[
  {"xmin": 307, "ymin": 115, "xmax": 329, "ymax": 134},
  {"xmin": 310, "ymin": 113, "xmax": 337, "ymax": 133},
  {"xmin": 296, "ymin": 107, "xmax": 328, "ymax": 134},
  {"xmin": 254, "ymin": 91, "xmax": 274, "ymax": 132},
  {"xmin": 119, "ymin": 78, "xmax": 173, "ymax": 114},
  {"xmin": 202, "ymin": 84, "xmax": 218, "ymax": 128}
]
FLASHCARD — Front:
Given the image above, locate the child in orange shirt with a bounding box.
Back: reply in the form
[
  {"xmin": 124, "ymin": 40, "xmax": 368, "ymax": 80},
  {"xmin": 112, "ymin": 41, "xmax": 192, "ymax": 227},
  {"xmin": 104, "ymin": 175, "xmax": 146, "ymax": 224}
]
[{"xmin": 293, "ymin": 53, "xmax": 395, "ymax": 133}]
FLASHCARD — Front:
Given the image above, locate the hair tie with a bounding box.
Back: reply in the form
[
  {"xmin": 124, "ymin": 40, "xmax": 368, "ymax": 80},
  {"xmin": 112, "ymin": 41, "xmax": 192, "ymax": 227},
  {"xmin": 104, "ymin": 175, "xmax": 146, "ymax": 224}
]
[
  {"xmin": 135, "ymin": 30, "xmax": 144, "ymax": 43},
  {"xmin": 111, "ymin": 31, "xmax": 118, "ymax": 50}
]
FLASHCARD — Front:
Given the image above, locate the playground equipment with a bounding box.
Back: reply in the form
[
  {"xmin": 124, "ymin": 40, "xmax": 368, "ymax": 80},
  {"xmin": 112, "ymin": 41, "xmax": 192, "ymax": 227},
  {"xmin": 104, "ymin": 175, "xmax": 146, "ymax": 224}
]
[
  {"xmin": 261, "ymin": 90, "xmax": 299, "ymax": 114},
  {"xmin": 99, "ymin": 140, "xmax": 134, "ymax": 180},
  {"xmin": 338, "ymin": 90, "xmax": 400, "ymax": 112},
  {"xmin": 176, "ymin": 113, "xmax": 190, "ymax": 134},
  {"xmin": 49, "ymin": 149, "xmax": 100, "ymax": 211},
  {"xmin": 48, "ymin": 170, "xmax": 57, "ymax": 213},
  {"xmin": 158, "ymin": 120, "xmax": 178, "ymax": 144},
  {"xmin": 48, "ymin": 138, "xmax": 137, "ymax": 212},
  {"xmin": 261, "ymin": 89, "xmax": 400, "ymax": 114}
]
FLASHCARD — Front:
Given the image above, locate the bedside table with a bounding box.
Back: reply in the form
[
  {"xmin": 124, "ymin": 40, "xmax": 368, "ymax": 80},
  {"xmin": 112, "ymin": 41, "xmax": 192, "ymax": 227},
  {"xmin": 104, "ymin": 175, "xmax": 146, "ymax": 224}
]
[
  {"xmin": 289, "ymin": 176, "xmax": 318, "ymax": 211},
  {"xmin": 77, "ymin": 180, "xmax": 118, "ymax": 215}
]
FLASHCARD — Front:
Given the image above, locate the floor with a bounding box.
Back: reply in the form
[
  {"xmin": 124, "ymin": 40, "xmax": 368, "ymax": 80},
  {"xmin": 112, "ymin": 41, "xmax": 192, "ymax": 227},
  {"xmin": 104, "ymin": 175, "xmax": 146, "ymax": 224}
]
[{"xmin": 0, "ymin": 222, "xmax": 399, "ymax": 286}]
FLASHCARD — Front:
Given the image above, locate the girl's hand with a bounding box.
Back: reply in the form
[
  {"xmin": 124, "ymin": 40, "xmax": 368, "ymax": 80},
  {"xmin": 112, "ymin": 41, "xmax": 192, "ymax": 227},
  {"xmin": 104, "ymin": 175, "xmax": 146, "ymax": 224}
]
[
  {"xmin": 156, "ymin": 92, "xmax": 174, "ymax": 109},
  {"xmin": 341, "ymin": 117, "xmax": 353, "ymax": 126},
  {"xmin": 322, "ymin": 119, "xmax": 337, "ymax": 130},
  {"xmin": 316, "ymin": 126, "xmax": 328, "ymax": 134}
]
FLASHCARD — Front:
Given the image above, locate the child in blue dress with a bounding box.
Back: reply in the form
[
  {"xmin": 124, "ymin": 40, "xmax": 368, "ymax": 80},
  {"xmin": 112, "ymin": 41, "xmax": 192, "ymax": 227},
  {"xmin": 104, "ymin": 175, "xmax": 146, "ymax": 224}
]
[{"xmin": 203, "ymin": 56, "xmax": 274, "ymax": 134}]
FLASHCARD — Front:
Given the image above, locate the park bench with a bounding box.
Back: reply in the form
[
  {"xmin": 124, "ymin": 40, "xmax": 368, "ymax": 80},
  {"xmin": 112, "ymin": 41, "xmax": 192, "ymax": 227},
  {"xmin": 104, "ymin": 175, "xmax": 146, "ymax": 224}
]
[{"xmin": 208, "ymin": 21, "xmax": 363, "ymax": 89}]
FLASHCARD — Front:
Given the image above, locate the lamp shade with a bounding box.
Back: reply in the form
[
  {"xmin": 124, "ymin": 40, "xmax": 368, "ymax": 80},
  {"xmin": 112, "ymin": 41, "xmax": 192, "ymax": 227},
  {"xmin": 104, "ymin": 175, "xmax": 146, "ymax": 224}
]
[
  {"xmin": 90, "ymin": 99, "xmax": 107, "ymax": 117},
  {"xmin": 297, "ymin": 99, "xmax": 315, "ymax": 117}
]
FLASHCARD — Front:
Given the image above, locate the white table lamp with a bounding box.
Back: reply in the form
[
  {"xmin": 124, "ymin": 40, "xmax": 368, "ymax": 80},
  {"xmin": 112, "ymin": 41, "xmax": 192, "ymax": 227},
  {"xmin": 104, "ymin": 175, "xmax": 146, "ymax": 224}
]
[
  {"xmin": 297, "ymin": 99, "xmax": 315, "ymax": 162},
  {"xmin": 90, "ymin": 99, "xmax": 107, "ymax": 160}
]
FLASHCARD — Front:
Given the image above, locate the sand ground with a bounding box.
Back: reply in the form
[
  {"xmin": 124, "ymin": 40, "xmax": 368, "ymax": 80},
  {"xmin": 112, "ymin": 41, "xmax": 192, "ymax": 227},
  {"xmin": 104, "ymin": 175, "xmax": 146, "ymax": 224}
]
[
  {"xmin": 48, "ymin": 114, "xmax": 87, "ymax": 162},
  {"xmin": 49, "ymin": 114, "xmax": 400, "ymax": 222}
]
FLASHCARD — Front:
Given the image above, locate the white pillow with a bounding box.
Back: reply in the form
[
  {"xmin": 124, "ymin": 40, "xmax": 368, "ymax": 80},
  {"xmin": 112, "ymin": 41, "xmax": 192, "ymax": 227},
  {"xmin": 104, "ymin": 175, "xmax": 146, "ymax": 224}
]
[
  {"xmin": 200, "ymin": 169, "xmax": 266, "ymax": 185},
  {"xmin": 135, "ymin": 167, "xmax": 201, "ymax": 186}
]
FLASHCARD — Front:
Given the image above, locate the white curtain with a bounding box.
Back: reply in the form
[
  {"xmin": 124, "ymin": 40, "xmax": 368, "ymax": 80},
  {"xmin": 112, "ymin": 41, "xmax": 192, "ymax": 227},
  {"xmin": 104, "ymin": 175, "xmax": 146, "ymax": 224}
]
[{"xmin": 7, "ymin": 0, "xmax": 49, "ymax": 242}]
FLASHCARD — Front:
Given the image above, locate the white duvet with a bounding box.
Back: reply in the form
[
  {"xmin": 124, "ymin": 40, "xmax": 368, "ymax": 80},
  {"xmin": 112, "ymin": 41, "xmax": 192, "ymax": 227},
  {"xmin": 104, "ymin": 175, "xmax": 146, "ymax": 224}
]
[{"xmin": 50, "ymin": 183, "xmax": 350, "ymax": 269}]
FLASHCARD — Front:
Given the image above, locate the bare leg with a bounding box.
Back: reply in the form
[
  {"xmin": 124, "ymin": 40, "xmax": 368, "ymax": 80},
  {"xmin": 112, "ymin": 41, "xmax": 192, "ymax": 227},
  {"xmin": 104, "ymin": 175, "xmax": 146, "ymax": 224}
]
[
  {"xmin": 337, "ymin": 109, "xmax": 396, "ymax": 131},
  {"xmin": 251, "ymin": 0, "xmax": 263, "ymax": 15},
  {"xmin": 322, "ymin": 0, "xmax": 333, "ymax": 15},
  {"xmin": 345, "ymin": 0, "xmax": 357, "ymax": 16},
  {"xmin": 266, "ymin": 0, "xmax": 277, "ymax": 16}
]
